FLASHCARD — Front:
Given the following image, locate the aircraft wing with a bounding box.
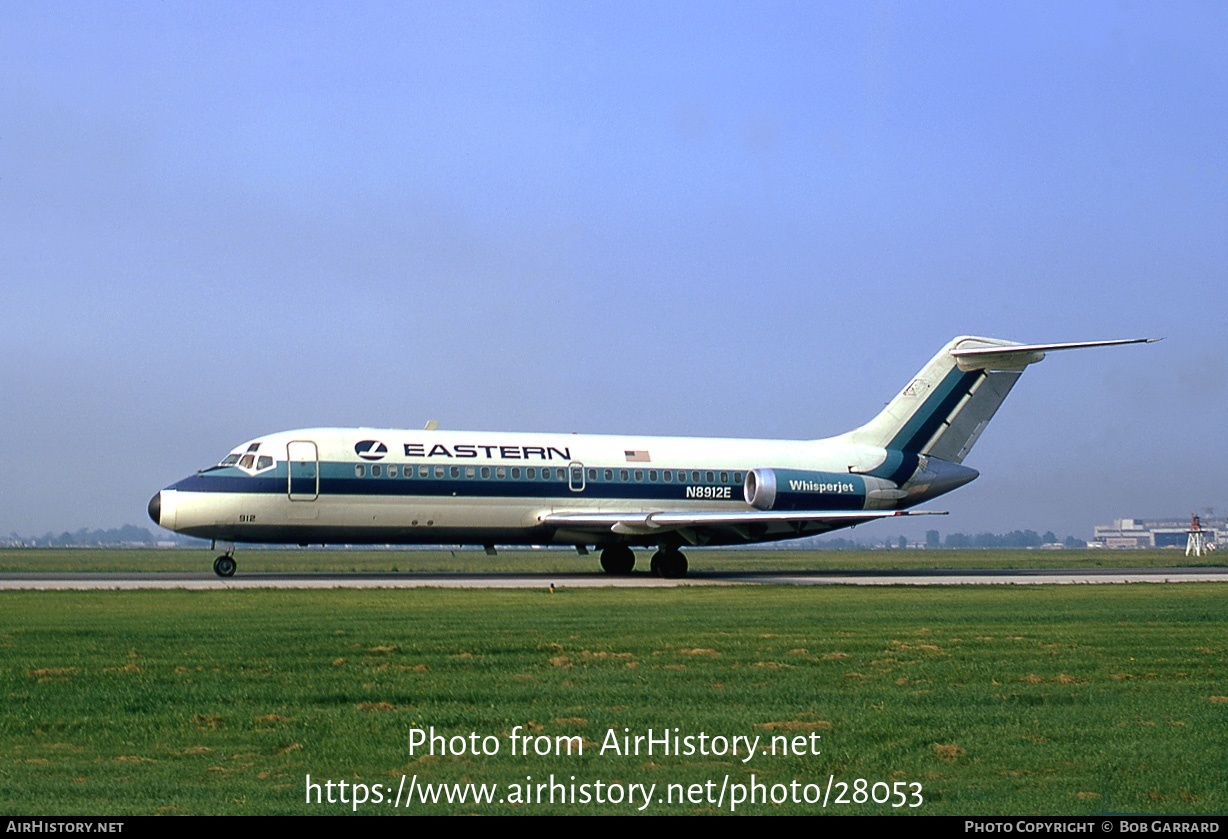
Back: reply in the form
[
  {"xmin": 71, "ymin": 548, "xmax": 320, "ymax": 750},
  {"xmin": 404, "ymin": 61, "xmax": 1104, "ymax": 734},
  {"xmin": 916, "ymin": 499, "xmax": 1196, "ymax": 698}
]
[{"xmin": 541, "ymin": 508, "xmax": 945, "ymax": 544}]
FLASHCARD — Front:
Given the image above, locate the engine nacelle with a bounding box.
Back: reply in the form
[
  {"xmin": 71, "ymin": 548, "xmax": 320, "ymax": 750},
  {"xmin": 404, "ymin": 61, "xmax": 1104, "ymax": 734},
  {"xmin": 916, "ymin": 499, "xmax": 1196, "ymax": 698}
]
[{"xmin": 744, "ymin": 468, "xmax": 871, "ymax": 511}]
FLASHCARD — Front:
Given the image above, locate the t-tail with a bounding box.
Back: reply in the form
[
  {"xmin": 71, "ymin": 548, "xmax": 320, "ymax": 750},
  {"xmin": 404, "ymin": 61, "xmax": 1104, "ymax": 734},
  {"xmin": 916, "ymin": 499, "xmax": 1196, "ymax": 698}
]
[{"xmin": 840, "ymin": 336, "xmax": 1159, "ymax": 501}]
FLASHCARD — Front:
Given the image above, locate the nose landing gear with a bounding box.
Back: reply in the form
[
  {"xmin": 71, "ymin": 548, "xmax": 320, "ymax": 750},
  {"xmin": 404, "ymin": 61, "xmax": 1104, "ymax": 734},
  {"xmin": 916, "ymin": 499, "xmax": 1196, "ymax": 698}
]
[{"xmin": 210, "ymin": 540, "xmax": 237, "ymax": 578}]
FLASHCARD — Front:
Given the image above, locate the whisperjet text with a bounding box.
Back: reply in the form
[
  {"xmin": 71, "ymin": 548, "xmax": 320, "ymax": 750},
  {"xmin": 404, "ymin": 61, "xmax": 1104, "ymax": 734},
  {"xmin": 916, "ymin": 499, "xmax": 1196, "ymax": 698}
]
[
  {"xmin": 789, "ymin": 479, "xmax": 856, "ymax": 493},
  {"xmin": 409, "ymin": 726, "xmax": 822, "ymax": 764}
]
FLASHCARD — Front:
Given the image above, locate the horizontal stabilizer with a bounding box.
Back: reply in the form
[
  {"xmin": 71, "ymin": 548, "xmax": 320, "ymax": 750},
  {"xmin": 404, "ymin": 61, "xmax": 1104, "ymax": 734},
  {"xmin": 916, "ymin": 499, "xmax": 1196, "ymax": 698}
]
[{"xmin": 950, "ymin": 338, "xmax": 1160, "ymax": 371}]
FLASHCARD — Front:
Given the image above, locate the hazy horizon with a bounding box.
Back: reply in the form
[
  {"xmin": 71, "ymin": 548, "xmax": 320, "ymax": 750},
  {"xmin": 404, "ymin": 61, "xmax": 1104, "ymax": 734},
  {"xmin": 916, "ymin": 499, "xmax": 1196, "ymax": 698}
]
[{"xmin": 2, "ymin": 3, "xmax": 1224, "ymax": 542}]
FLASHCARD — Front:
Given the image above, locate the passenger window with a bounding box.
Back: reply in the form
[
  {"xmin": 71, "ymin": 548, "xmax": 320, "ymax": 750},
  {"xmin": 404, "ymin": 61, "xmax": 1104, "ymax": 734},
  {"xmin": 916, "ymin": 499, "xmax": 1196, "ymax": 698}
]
[
  {"xmin": 692, "ymin": 471, "xmax": 700, "ymax": 482},
  {"xmin": 239, "ymin": 454, "xmax": 255, "ymax": 469},
  {"xmin": 465, "ymin": 466, "xmax": 476, "ymax": 478},
  {"xmin": 588, "ymin": 469, "xmax": 597, "ymax": 481},
  {"xmin": 481, "ymin": 466, "xmax": 491, "ymax": 479},
  {"xmin": 720, "ymin": 472, "xmax": 728, "ymax": 483},
  {"xmin": 450, "ymin": 466, "xmax": 460, "ymax": 478},
  {"xmin": 512, "ymin": 467, "xmax": 521, "ymax": 479},
  {"xmin": 734, "ymin": 472, "xmax": 743, "ymax": 483},
  {"xmin": 706, "ymin": 471, "xmax": 714, "ymax": 483},
  {"xmin": 634, "ymin": 470, "xmax": 643, "ymax": 482},
  {"xmin": 604, "ymin": 469, "xmax": 613, "ymax": 481},
  {"xmin": 372, "ymin": 464, "xmax": 382, "ymax": 477},
  {"xmin": 527, "ymin": 468, "xmax": 536, "ymax": 479},
  {"xmin": 663, "ymin": 470, "xmax": 673, "ymax": 482},
  {"xmin": 256, "ymin": 456, "xmax": 273, "ymax": 470},
  {"xmin": 649, "ymin": 470, "xmax": 657, "ymax": 482},
  {"xmin": 434, "ymin": 466, "xmax": 444, "ymax": 478},
  {"xmin": 620, "ymin": 469, "xmax": 629, "ymax": 481},
  {"xmin": 496, "ymin": 467, "xmax": 506, "ymax": 479},
  {"xmin": 556, "ymin": 468, "xmax": 565, "ymax": 481},
  {"xmin": 355, "ymin": 464, "xmax": 365, "ymax": 477},
  {"xmin": 419, "ymin": 466, "xmax": 429, "ymax": 478},
  {"xmin": 388, "ymin": 465, "xmax": 398, "ymax": 477}
]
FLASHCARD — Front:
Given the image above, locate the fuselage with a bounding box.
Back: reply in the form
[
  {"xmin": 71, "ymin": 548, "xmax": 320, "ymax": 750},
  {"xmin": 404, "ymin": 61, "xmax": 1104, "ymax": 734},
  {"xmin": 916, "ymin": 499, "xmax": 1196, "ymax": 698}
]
[
  {"xmin": 147, "ymin": 336, "xmax": 1154, "ymax": 578},
  {"xmin": 149, "ymin": 426, "xmax": 974, "ymax": 549}
]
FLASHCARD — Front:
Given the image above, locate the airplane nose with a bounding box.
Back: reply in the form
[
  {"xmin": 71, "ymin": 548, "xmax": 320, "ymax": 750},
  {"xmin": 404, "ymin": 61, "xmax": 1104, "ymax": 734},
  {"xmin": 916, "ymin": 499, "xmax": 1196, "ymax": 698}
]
[{"xmin": 148, "ymin": 492, "xmax": 161, "ymax": 526}]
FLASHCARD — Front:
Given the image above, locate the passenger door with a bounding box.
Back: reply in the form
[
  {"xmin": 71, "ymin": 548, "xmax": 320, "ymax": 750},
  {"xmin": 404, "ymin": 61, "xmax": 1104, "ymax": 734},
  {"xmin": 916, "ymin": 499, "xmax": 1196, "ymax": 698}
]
[{"xmin": 287, "ymin": 440, "xmax": 319, "ymax": 501}]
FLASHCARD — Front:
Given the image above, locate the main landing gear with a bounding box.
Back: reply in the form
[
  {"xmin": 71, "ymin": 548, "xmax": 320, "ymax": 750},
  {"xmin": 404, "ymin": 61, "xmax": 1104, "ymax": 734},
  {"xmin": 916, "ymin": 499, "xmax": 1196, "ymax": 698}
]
[
  {"xmin": 598, "ymin": 546, "xmax": 689, "ymax": 578},
  {"xmin": 650, "ymin": 548, "xmax": 688, "ymax": 579},
  {"xmin": 599, "ymin": 545, "xmax": 635, "ymax": 575}
]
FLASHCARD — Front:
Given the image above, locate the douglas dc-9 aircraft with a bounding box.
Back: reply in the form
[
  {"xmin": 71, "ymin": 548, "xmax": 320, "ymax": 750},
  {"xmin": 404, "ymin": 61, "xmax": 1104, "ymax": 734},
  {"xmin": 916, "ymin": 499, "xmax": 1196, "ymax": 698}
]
[{"xmin": 149, "ymin": 336, "xmax": 1154, "ymax": 578}]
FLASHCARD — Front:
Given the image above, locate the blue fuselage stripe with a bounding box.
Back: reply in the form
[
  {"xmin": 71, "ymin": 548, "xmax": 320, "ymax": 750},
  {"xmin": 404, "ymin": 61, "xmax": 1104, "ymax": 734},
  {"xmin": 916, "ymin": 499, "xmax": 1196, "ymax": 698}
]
[
  {"xmin": 859, "ymin": 367, "xmax": 982, "ymax": 485},
  {"xmin": 171, "ymin": 471, "xmax": 756, "ymax": 504},
  {"xmin": 888, "ymin": 368, "xmax": 983, "ymax": 454}
]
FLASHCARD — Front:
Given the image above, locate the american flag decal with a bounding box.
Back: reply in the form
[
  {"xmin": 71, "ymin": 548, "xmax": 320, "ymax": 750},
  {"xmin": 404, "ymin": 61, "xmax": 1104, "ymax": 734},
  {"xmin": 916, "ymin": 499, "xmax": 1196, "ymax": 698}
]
[{"xmin": 624, "ymin": 450, "xmax": 651, "ymax": 463}]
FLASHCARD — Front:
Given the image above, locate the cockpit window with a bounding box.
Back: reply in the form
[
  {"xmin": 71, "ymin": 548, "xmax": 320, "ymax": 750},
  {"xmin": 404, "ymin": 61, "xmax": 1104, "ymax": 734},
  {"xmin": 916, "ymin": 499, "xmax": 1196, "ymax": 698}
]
[{"xmin": 205, "ymin": 447, "xmax": 271, "ymax": 474}]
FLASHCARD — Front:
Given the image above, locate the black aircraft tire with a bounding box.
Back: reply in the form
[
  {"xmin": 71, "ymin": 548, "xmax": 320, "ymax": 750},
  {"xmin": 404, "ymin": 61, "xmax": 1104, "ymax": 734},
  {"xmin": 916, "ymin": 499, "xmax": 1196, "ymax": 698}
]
[
  {"xmin": 649, "ymin": 551, "xmax": 663, "ymax": 576},
  {"xmin": 213, "ymin": 556, "xmax": 237, "ymax": 578},
  {"xmin": 599, "ymin": 546, "xmax": 635, "ymax": 575},
  {"xmin": 658, "ymin": 550, "xmax": 688, "ymax": 579}
]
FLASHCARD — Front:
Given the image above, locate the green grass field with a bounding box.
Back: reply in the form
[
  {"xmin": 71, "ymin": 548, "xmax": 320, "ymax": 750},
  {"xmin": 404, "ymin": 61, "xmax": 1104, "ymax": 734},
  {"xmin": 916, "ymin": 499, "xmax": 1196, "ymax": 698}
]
[
  {"xmin": 2, "ymin": 581, "xmax": 1225, "ymax": 815},
  {"xmin": 0, "ymin": 547, "xmax": 1221, "ymax": 574}
]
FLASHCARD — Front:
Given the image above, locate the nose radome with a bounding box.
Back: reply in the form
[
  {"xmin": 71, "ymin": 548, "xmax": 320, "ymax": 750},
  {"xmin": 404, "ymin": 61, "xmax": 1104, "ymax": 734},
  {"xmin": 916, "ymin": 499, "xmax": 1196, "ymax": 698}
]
[{"xmin": 148, "ymin": 492, "xmax": 161, "ymax": 526}]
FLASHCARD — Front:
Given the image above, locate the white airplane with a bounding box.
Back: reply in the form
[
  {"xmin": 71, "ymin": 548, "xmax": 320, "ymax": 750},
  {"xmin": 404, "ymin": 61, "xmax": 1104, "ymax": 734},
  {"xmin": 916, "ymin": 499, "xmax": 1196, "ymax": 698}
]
[{"xmin": 149, "ymin": 336, "xmax": 1155, "ymax": 578}]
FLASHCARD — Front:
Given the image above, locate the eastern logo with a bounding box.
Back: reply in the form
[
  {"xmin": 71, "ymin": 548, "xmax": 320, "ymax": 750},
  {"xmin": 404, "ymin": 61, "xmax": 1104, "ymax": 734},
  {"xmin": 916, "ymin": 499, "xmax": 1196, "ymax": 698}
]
[{"xmin": 355, "ymin": 440, "xmax": 388, "ymax": 461}]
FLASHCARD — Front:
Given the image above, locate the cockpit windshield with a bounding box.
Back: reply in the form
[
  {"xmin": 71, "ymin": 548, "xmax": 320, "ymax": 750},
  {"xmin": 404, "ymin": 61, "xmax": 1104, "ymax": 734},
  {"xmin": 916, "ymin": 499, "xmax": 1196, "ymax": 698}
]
[{"xmin": 200, "ymin": 445, "xmax": 273, "ymax": 474}]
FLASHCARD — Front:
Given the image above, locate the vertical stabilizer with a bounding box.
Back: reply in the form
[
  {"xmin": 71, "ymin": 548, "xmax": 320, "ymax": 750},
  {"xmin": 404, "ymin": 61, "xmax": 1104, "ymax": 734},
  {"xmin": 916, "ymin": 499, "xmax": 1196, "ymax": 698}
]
[
  {"xmin": 843, "ymin": 336, "xmax": 1027, "ymax": 464},
  {"xmin": 842, "ymin": 335, "xmax": 1157, "ymax": 465}
]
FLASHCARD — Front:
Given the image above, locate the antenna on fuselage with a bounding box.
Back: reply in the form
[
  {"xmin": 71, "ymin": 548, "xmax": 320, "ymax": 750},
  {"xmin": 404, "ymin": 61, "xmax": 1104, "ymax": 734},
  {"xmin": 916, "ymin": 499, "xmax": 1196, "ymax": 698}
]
[{"xmin": 424, "ymin": 420, "xmax": 439, "ymax": 431}]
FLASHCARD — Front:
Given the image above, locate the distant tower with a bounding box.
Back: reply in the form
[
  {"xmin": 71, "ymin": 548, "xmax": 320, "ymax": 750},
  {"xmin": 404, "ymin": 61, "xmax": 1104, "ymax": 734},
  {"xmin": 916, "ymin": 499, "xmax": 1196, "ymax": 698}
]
[{"xmin": 1186, "ymin": 513, "xmax": 1204, "ymax": 558}]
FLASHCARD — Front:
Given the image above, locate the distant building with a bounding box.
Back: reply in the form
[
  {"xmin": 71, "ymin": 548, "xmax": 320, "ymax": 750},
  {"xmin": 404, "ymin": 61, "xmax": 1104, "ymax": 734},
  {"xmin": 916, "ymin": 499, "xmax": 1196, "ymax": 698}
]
[{"xmin": 1092, "ymin": 517, "xmax": 1224, "ymax": 549}]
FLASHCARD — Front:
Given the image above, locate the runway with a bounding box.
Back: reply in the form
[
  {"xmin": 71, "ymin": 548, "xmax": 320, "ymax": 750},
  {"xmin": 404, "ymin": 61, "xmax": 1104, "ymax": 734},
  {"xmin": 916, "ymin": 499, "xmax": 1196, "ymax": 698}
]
[{"xmin": 1, "ymin": 567, "xmax": 1225, "ymax": 590}]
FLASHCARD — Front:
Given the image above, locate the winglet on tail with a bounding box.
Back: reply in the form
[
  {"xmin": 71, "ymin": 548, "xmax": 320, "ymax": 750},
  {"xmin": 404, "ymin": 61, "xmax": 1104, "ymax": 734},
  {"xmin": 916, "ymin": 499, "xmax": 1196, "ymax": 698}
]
[{"xmin": 842, "ymin": 336, "xmax": 1158, "ymax": 464}]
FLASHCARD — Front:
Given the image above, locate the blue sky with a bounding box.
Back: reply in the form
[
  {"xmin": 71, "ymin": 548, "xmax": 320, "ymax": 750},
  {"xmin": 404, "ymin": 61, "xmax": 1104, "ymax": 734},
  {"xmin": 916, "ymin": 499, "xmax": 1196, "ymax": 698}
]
[{"xmin": 2, "ymin": 2, "xmax": 1224, "ymax": 540}]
